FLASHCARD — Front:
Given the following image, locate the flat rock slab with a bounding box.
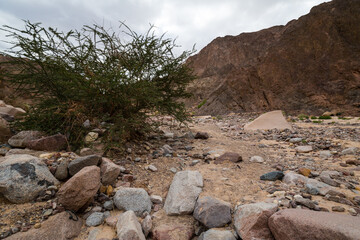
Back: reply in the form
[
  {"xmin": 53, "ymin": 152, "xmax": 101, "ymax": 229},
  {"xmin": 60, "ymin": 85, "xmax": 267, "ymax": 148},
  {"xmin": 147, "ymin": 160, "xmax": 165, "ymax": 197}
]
[
  {"xmin": 114, "ymin": 187, "xmax": 152, "ymax": 217},
  {"xmin": 0, "ymin": 154, "xmax": 59, "ymax": 203},
  {"xmin": 153, "ymin": 224, "xmax": 194, "ymax": 240},
  {"xmin": 199, "ymin": 229, "xmax": 236, "ymax": 240},
  {"xmin": 234, "ymin": 202, "xmax": 278, "ymax": 240},
  {"xmin": 7, "ymin": 131, "xmax": 44, "ymax": 148},
  {"xmin": 26, "ymin": 134, "xmax": 67, "ymax": 151},
  {"xmin": 295, "ymin": 145, "xmax": 313, "ymax": 153},
  {"xmin": 57, "ymin": 166, "xmax": 100, "ymax": 212},
  {"xmin": 6, "ymin": 211, "xmax": 83, "ymax": 240},
  {"xmin": 214, "ymin": 152, "xmax": 242, "ymax": 164},
  {"xmin": 269, "ymin": 209, "xmax": 360, "ymax": 240},
  {"xmin": 244, "ymin": 110, "xmax": 292, "ymax": 131},
  {"xmin": 164, "ymin": 171, "xmax": 203, "ymax": 215},
  {"xmin": 193, "ymin": 196, "xmax": 232, "ymax": 228},
  {"xmin": 116, "ymin": 210, "xmax": 145, "ymax": 240}
]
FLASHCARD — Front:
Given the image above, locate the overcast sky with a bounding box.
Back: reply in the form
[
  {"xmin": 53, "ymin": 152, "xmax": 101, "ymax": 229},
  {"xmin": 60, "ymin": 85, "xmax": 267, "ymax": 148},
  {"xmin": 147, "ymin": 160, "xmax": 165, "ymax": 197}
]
[{"xmin": 0, "ymin": 0, "xmax": 330, "ymax": 54}]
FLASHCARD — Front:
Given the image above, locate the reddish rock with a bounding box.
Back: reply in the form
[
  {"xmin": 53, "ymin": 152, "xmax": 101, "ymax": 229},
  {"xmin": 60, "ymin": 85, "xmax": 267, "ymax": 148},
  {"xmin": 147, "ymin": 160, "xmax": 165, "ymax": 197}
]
[
  {"xmin": 186, "ymin": 0, "xmax": 360, "ymax": 116},
  {"xmin": 57, "ymin": 166, "xmax": 100, "ymax": 212},
  {"xmin": 234, "ymin": 202, "xmax": 278, "ymax": 240},
  {"xmin": 27, "ymin": 134, "xmax": 67, "ymax": 151},
  {"xmin": 215, "ymin": 152, "xmax": 242, "ymax": 164},
  {"xmin": 6, "ymin": 211, "xmax": 83, "ymax": 240},
  {"xmin": 346, "ymin": 160, "xmax": 360, "ymax": 166},
  {"xmin": 153, "ymin": 224, "xmax": 194, "ymax": 240},
  {"xmin": 100, "ymin": 158, "xmax": 121, "ymax": 185},
  {"xmin": 269, "ymin": 209, "xmax": 360, "ymax": 240},
  {"xmin": 194, "ymin": 132, "xmax": 209, "ymax": 139}
]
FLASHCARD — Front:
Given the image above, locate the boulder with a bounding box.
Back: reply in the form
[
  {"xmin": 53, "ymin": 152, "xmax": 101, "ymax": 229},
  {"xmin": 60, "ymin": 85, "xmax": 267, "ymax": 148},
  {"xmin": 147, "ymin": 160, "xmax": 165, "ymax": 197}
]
[
  {"xmin": 5, "ymin": 148, "xmax": 47, "ymax": 157},
  {"xmin": 7, "ymin": 131, "xmax": 44, "ymax": 148},
  {"xmin": 260, "ymin": 171, "xmax": 284, "ymax": 181},
  {"xmin": 341, "ymin": 147, "xmax": 358, "ymax": 155},
  {"xmin": 295, "ymin": 145, "xmax": 313, "ymax": 153},
  {"xmin": 86, "ymin": 212, "xmax": 105, "ymax": 227},
  {"xmin": 164, "ymin": 171, "xmax": 203, "ymax": 215},
  {"xmin": 234, "ymin": 202, "xmax": 278, "ymax": 240},
  {"xmin": 244, "ymin": 111, "xmax": 292, "ymax": 131},
  {"xmin": 57, "ymin": 166, "xmax": 100, "ymax": 212},
  {"xmin": 27, "ymin": 134, "xmax": 67, "ymax": 151},
  {"xmin": 0, "ymin": 154, "xmax": 59, "ymax": 203},
  {"xmin": 306, "ymin": 178, "xmax": 334, "ymax": 196},
  {"xmin": 269, "ymin": 209, "xmax": 360, "ymax": 240},
  {"xmin": 194, "ymin": 132, "xmax": 209, "ymax": 139},
  {"xmin": 153, "ymin": 224, "xmax": 194, "ymax": 240},
  {"xmin": 6, "ymin": 211, "xmax": 83, "ymax": 240},
  {"xmin": 55, "ymin": 158, "xmax": 70, "ymax": 181},
  {"xmin": 0, "ymin": 104, "xmax": 25, "ymax": 118},
  {"xmin": 100, "ymin": 158, "xmax": 121, "ymax": 185},
  {"xmin": 68, "ymin": 155, "xmax": 101, "ymax": 176},
  {"xmin": 142, "ymin": 214, "xmax": 152, "ymax": 237},
  {"xmin": 0, "ymin": 117, "xmax": 11, "ymax": 140},
  {"xmin": 114, "ymin": 187, "xmax": 152, "ymax": 217},
  {"xmin": 214, "ymin": 152, "xmax": 242, "ymax": 164},
  {"xmin": 116, "ymin": 210, "xmax": 146, "ymax": 240},
  {"xmin": 199, "ymin": 229, "xmax": 236, "ymax": 240},
  {"xmin": 193, "ymin": 196, "xmax": 232, "ymax": 228},
  {"xmin": 282, "ymin": 172, "xmax": 307, "ymax": 186}
]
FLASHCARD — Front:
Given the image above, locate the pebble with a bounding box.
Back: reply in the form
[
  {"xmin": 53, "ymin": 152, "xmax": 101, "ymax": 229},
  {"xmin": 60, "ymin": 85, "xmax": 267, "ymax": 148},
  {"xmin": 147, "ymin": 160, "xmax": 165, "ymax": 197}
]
[
  {"xmin": 250, "ymin": 156, "xmax": 264, "ymax": 163},
  {"xmin": 86, "ymin": 212, "xmax": 105, "ymax": 227},
  {"xmin": 147, "ymin": 164, "xmax": 158, "ymax": 172},
  {"xmin": 104, "ymin": 200, "xmax": 114, "ymax": 210},
  {"xmin": 34, "ymin": 223, "xmax": 41, "ymax": 229},
  {"xmin": 348, "ymin": 208, "xmax": 358, "ymax": 216},
  {"xmin": 298, "ymin": 168, "xmax": 311, "ymax": 177},
  {"xmin": 190, "ymin": 160, "xmax": 200, "ymax": 166},
  {"xmin": 332, "ymin": 206, "xmax": 345, "ymax": 212},
  {"xmin": 169, "ymin": 167, "xmax": 177, "ymax": 173}
]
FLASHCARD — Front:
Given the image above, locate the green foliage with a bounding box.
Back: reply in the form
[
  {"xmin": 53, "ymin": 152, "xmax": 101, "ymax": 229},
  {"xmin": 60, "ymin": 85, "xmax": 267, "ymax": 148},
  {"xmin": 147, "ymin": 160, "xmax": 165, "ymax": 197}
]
[
  {"xmin": 312, "ymin": 120, "xmax": 323, "ymax": 123},
  {"xmin": 1, "ymin": 21, "xmax": 196, "ymax": 149},
  {"xmin": 298, "ymin": 114, "xmax": 309, "ymax": 120},
  {"xmin": 319, "ymin": 115, "xmax": 332, "ymax": 119},
  {"xmin": 338, "ymin": 117, "xmax": 352, "ymax": 120},
  {"xmin": 310, "ymin": 116, "xmax": 318, "ymax": 119},
  {"xmin": 197, "ymin": 99, "xmax": 207, "ymax": 109}
]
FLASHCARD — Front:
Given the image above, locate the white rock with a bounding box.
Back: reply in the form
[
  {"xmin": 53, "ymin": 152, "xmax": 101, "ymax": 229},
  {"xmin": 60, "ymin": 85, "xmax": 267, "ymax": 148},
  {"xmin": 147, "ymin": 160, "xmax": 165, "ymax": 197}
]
[
  {"xmin": 249, "ymin": 156, "xmax": 264, "ymax": 163},
  {"xmin": 116, "ymin": 210, "xmax": 145, "ymax": 240}
]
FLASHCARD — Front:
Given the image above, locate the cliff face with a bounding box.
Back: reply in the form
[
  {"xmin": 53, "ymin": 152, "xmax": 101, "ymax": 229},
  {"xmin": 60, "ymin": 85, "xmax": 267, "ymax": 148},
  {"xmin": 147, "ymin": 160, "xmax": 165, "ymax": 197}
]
[{"xmin": 187, "ymin": 0, "xmax": 360, "ymax": 115}]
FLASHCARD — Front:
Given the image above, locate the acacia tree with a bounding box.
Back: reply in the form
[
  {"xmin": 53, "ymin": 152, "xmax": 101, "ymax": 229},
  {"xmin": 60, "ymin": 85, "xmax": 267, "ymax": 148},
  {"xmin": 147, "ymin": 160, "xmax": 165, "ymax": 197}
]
[{"xmin": 0, "ymin": 21, "xmax": 196, "ymax": 148}]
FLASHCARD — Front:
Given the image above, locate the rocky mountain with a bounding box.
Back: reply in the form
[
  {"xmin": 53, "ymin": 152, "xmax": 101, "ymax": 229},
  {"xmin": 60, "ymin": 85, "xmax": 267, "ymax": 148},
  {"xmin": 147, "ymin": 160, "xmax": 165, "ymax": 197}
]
[{"xmin": 186, "ymin": 0, "xmax": 360, "ymax": 115}]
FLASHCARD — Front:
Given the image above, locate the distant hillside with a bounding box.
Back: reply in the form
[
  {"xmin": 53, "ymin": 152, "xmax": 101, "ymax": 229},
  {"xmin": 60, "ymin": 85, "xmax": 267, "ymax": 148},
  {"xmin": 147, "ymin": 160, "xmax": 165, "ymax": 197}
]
[{"xmin": 186, "ymin": 0, "xmax": 360, "ymax": 115}]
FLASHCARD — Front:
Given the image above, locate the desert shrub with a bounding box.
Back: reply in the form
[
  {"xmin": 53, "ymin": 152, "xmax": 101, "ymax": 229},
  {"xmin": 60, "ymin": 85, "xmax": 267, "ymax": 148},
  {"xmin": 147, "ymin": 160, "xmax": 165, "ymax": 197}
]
[
  {"xmin": 0, "ymin": 21, "xmax": 196, "ymax": 149},
  {"xmin": 197, "ymin": 99, "xmax": 207, "ymax": 109},
  {"xmin": 310, "ymin": 116, "xmax": 318, "ymax": 119},
  {"xmin": 298, "ymin": 114, "xmax": 309, "ymax": 120},
  {"xmin": 319, "ymin": 115, "xmax": 332, "ymax": 119}
]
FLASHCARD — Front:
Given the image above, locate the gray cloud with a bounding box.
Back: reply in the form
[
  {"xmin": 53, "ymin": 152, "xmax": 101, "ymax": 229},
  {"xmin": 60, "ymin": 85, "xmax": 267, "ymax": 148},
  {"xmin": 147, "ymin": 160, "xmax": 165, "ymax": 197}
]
[{"xmin": 0, "ymin": 0, "xmax": 329, "ymax": 54}]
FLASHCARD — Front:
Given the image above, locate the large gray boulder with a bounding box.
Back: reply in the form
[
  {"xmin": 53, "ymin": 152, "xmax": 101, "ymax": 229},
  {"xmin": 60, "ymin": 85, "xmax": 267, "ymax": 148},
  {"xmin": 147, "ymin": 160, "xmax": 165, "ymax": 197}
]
[
  {"xmin": 199, "ymin": 229, "xmax": 236, "ymax": 240},
  {"xmin": 164, "ymin": 170, "xmax": 203, "ymax": 215},
  {"xmin": 193, "ymin": 196, "xmax": 232, "ymax": 228},
  {"xmin": 269, "ymin": 209, "xmax": 360, "ymax": 240},
  {"xmin": 116, "ymin": 210, "xmax": 146, "ymax": 240},
  {"xmin": 234, "ymin": 202, "xmax": 278, "ymax": 240},
  {"xmin": 0, "ymin": 154, "xmax": 59, "ymax": 203},
  {"xmin": 114, "ymin": 187, "xmax": 152, "ymax": 217},
  {"xmin": 68, "ymin": 155, "xmax": 101, "ymax": 176}
]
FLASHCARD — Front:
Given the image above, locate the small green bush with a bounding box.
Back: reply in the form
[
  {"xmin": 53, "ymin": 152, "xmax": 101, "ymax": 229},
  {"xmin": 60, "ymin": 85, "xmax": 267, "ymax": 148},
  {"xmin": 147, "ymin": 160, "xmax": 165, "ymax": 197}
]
[
  {"xmin": 310, "ymin": 116, "xmax": 318, "ymax": 119},
  {"xmin": 312, "ymin": 120, "xmax": 323, "ymax": 123},
  {"xmin": 319, "ymin": 115, "xmax": 332, "ymax": 119},
  {"xmin": 0, "ymin": 21, "xmax": 196, "ymax": 149},
  {"xmin": 298, "ymin": 114, "xmax": 309, "ymax": 120},
  {"xmin": 197, "ymin": 99, "xmax": 207, "ymax": 109},
  {"xmin": 338, "ymin": 117, "xmax": 352, "ymax": 120}
]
